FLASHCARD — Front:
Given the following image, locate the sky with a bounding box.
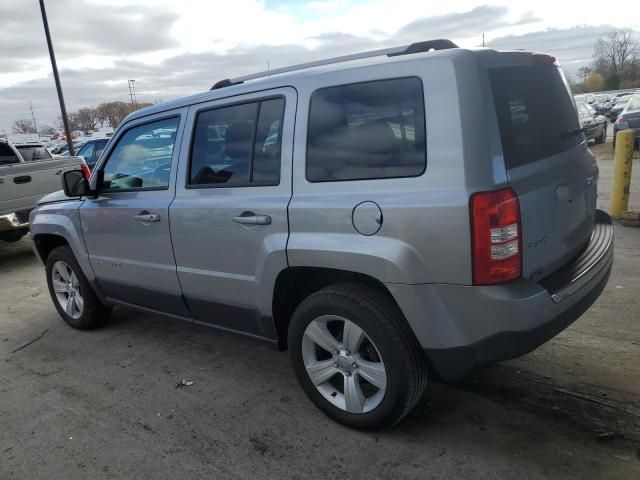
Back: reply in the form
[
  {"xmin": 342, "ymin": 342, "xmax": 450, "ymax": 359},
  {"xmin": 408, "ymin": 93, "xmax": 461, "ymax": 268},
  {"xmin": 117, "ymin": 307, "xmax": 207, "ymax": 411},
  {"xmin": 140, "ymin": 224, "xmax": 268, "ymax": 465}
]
[{"xmin": 1, "ymin": 0, "xmax": 639, "ymax": 133}]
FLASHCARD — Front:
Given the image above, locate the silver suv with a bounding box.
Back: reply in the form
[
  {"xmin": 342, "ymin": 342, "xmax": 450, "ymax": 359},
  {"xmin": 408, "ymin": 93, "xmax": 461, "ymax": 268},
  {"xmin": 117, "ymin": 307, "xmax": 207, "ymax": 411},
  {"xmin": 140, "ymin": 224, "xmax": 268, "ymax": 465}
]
[{"xmin": 30, "ymin": 40, "xmax": 614, "ymax": 429}]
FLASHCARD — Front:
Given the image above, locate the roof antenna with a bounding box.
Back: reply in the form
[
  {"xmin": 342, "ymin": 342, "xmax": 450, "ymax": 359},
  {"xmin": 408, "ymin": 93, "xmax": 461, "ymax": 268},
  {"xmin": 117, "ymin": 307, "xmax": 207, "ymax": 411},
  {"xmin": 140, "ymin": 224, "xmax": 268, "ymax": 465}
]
[{"xmin": 266, "ymin": 60, "xmax": 271, "ymax": 78}]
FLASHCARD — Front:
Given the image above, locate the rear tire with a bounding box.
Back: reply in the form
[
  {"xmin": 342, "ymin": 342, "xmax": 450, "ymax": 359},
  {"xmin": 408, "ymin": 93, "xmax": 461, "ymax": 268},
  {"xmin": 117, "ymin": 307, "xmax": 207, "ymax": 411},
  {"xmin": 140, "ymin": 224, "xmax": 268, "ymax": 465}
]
[
  {"xmin": 45, "ymin": 246, "xmax": 111, "ymax": 330},
  {"xmin": 288, "ymin": 283, "xmax": 427, "ymax": 429}
]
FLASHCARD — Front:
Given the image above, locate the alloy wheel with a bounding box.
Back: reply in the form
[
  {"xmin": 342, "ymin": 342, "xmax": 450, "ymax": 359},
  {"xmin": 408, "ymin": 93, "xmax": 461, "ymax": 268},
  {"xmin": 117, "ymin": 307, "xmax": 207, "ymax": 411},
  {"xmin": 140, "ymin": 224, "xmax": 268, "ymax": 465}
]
[
  {"xmin": 51, "ymin": 261, "xmax": 84, "ymax": 319},
  {"xmin": 302, "ymin": 315, "xmax": 387, "ymax": 414}
]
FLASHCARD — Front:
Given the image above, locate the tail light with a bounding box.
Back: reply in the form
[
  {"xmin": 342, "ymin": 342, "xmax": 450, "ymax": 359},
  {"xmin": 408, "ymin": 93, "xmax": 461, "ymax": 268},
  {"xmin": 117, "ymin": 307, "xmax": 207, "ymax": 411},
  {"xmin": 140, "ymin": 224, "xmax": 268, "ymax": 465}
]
[
  {"xmin": 470, "ymin": 187, "xmax": 521, "ymax": 285},
  {"xmin": 80, "ymin": 162, "xmax": 92, "ymax": 181},
  {"xmin": 616, "ymin": 116, "xmax": 629, "ymax": 130}
]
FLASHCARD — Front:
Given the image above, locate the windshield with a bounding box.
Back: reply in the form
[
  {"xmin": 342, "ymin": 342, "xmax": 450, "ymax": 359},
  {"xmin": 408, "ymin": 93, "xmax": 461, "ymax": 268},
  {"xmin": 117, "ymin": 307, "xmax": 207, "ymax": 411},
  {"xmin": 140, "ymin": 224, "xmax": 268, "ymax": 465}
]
[
  {"xmin": 15, "ymin": 145, "xmax": 52, "ymax": 162},
  {"xmin": 624, "ymin": 96, "xmax": 640, "ymax": 113},
  {"xmin": 489, "ymin": 64, "xmax": 581, "ymax": 169}
]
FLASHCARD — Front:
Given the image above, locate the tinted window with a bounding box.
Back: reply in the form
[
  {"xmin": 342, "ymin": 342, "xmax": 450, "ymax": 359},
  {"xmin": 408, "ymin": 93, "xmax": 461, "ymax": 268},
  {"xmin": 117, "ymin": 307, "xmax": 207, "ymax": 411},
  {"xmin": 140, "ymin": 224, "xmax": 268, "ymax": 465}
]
[
  {"xmin": 489, "ymin": 65, "xmax": 582, "ymax": 169},
  {"xmin": 253, "ymin": 99, "xmax": 284, "ymax": 183},
  {"xmin": 189, "ymin": 98, "xmax": 284, "ymax": 186},
  {"xmin": 77, "ymin": 142, "xmax": 95, "ymax": 160},
  {"xmin": 0, "ymin": 143, "xmax": 20, "ymax": 165},
  {"xmin": 306, "ymin": 77, "xmax": 426, "ymax": 182},
  {"xmin": 15, "ymin": 146, "xmax": 51, "ymax": 162},
  {"xmin": 94, "ymin": 139, "xmax": 108, "ymax": 160},
  {"xmin": 101, "ymin": 117, "xmax": 179, "ymax": 191}
]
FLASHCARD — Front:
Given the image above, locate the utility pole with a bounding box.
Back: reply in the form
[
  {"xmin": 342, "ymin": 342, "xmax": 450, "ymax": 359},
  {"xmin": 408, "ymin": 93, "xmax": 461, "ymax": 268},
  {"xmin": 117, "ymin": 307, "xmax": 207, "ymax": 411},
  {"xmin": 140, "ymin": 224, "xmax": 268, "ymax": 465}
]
[
  {"xmin": 39, "ymin": 0, "xmax": 74, "ymax": 155},
  {"xmin": 482, "ymin": 33, "xmax": 486, "ymax": 47},
  {"xmin": 128, "ymin": 80, "xmax": 137, "ymax": 107},
  {"xmin": 29, "ymin": 101, "xmax": 38, "ymax": 134},
  {"xmin": 131, "ymin": 80, "xmax": 137, "ymax": 107}
]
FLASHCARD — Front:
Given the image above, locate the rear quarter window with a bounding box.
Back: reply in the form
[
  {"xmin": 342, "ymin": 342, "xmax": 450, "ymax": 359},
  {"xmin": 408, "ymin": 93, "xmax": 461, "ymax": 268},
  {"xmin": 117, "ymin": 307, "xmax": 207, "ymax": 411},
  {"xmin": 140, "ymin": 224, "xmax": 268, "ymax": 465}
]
[
  {"xmin": 489, "ymin": 65, "xmax": 582, "ymax": 169},
  {"xmin": 306, "ymin": 77, "xmax": 426, "ymax": 182}
]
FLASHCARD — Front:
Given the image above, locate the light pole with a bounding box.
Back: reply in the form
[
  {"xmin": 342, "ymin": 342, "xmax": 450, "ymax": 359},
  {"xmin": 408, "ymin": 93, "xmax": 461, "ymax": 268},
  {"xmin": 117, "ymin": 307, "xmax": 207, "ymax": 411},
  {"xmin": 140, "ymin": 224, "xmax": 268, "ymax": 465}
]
[{"xmin": 39, "ymin": 0, "xmax": 74, "ymax": 155}]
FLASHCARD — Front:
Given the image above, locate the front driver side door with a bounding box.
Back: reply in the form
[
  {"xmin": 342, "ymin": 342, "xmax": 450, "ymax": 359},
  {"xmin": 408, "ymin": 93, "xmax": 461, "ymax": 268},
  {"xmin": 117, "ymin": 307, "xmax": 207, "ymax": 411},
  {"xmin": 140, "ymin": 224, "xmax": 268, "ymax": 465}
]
[{"xmin": 80, "ymin": 111, "xmax": 190, "ymax": 316}]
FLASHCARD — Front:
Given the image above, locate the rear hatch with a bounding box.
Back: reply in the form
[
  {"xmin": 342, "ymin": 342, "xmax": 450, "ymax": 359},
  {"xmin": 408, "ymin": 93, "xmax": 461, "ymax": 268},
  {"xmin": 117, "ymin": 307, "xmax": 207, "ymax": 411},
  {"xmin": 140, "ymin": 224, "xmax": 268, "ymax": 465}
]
[{"xmin": 485, "ymin": 54, "xmax": 598, "ymax": 281}]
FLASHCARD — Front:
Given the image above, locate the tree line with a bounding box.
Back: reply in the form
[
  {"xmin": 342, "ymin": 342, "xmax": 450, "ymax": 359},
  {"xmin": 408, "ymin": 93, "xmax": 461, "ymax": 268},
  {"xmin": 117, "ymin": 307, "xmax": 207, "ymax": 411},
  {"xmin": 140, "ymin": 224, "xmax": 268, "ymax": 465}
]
[
  {"xmin": 11, "ymin": 101, "xmax": 153, "ymax": 136},
  {"xmin": 572, "ymin": 28, "xmax": 640, "ymax": 93}
]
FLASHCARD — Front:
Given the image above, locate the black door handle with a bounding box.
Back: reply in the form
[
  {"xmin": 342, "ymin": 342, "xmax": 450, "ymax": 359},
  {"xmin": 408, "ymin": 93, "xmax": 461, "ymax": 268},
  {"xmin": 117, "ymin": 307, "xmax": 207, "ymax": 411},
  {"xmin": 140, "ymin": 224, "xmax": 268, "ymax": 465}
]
[{"xmin": 14, "ymin": 175, "xmax": 32, "ymax": 184}]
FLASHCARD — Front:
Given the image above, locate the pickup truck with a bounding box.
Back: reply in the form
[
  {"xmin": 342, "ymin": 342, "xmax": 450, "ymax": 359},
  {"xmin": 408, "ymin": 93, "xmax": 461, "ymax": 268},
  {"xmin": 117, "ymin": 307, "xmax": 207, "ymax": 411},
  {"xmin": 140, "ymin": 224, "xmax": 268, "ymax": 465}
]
[{"xmin": 0, "ymin": 139, "xmax": 87, "ymax": 242}]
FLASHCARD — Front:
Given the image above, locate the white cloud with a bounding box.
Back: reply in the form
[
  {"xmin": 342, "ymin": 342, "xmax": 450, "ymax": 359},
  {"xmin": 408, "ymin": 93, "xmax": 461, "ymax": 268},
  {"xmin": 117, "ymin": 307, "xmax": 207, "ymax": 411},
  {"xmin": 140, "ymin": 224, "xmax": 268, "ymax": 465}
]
[{"xmin": 1, "ymin": 0, "xmax": 639, "ymax": 132}]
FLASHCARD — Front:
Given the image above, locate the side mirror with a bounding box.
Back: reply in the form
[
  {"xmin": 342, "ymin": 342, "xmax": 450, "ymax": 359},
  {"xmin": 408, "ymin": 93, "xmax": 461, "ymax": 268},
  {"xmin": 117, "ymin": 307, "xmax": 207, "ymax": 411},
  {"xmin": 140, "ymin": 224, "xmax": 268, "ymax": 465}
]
[{"xmin": 62, "ymin": 169, "xmax": 91, "ymax": 197}]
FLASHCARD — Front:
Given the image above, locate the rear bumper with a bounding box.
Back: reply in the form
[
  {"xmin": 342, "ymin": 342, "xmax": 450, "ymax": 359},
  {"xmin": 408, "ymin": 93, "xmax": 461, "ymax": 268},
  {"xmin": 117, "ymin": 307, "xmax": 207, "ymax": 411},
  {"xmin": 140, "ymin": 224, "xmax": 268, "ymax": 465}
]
[
  {"xmin": 0, "ymin": 211, "xmax": 30, "ymax": 233},
  {"xmin": 388, "ymin": 210, "xmax": 614, "ymax": 381}
]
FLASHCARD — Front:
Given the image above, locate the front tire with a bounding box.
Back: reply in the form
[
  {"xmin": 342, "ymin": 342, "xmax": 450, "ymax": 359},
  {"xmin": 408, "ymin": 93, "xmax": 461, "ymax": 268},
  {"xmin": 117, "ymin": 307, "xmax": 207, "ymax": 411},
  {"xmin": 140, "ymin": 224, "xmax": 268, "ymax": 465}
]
[
  {"xmin": 46, "ymin": 246, "xmax": 111, "ymax": 329},
  {"xmin": 595, "ymin": 125, "xmax": 606, "ymax": 144},
  {"xmin": 288, "ymin": 283, "xmax": 427, "ymax": 429}
]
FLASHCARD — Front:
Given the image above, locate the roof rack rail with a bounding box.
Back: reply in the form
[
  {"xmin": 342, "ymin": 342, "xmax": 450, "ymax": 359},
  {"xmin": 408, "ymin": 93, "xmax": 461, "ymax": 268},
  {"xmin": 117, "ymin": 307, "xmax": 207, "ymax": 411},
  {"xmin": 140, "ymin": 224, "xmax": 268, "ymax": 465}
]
[{"xmin": 210, "ymin": 38, "xmax": 458, "ymax": 90}]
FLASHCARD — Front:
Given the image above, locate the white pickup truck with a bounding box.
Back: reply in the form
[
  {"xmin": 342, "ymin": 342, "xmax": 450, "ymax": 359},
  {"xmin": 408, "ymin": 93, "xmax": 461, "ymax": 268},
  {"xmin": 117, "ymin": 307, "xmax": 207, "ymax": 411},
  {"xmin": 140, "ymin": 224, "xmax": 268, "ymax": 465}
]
[{"xmin": 0, "ymin": 139, "xmax": 87, "ymax": 242}]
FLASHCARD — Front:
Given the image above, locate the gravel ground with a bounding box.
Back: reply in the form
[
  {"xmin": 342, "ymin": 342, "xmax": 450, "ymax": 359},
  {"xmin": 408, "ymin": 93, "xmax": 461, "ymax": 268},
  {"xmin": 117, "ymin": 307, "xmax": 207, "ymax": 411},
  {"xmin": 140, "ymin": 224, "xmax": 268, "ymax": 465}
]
[{"xmin": 0, "ymin": 137, "xmax": 639, "ymax": 479}]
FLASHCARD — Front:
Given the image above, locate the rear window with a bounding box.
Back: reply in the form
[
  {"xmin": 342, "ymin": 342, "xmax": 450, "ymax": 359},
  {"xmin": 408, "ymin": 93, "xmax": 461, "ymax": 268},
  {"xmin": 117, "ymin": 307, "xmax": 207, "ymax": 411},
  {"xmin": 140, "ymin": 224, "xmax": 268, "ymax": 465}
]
[
  {"xmin": 15, "ymin": 145, "xmax": 52, "ymax": 162},
  {"xmin": 306, "ymin": 77, "xmax": 426, "ymax": 182},
  {"xmin": 489, "ymin": 65, "xmax": 581, "ymax": 169}
]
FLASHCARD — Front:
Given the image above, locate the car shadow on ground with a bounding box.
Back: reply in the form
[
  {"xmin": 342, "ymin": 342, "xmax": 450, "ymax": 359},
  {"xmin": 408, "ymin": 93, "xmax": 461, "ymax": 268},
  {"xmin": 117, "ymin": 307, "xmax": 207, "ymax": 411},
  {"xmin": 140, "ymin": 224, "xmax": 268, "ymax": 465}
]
[
  {"xmin": 0, "ymin": 236, "xmax": 36, "ymax": 267},
  {"xmin": 100, "ymin": 303, "xmax": 640, "ymax": 453}
]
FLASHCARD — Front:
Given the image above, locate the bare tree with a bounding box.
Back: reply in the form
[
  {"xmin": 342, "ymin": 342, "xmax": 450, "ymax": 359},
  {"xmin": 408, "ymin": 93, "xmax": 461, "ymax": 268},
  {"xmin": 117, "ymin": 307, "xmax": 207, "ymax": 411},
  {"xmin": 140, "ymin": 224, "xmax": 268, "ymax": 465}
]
[
  {"xmin": 12, "ymin": 119, "xmax": 36, "ymax": 134},
  {"xmin": 576, "ymin": 66, "xmax": 592, "ymax": 83},
  {"xmin": 96, "ymin": 101, "xmax": 131, "ymax": 128},
  {"xmin": 594, "ymin": 29, "xmax": 639, "ymax": 88},
  {"xmin": 56, "ymin": 113, "xmax": 80, "ymax": 132},
  {"xmin": 95, "ymin": 101, "xmax": 153, "ymax": 128},
  {"xmin": 76, "ymin": 107, "xmax": 99, "ymax": 132},
  {"xmin": 38, "ymin": 125, "xmax": 57, "ymax": 136}
]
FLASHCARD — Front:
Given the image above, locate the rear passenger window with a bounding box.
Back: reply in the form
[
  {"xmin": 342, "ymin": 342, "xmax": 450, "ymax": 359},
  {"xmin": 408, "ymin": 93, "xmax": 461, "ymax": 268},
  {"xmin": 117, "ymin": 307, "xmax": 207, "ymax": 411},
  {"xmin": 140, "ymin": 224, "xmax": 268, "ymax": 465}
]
[
  {"xmin": 189, "ymin": 98, "xmax": 284, "ymax": 186},
  {"xmin": 306, "ymin": 77, "xmax": 426, "ymax": 182}
]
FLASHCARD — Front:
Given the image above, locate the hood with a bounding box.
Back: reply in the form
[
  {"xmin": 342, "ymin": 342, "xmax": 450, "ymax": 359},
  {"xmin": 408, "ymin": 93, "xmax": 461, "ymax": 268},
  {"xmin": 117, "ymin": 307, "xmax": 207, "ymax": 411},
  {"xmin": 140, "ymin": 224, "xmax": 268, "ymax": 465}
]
[{"xmin": 38, "ymin": 190, "xmax": 77, "ymax": 205}]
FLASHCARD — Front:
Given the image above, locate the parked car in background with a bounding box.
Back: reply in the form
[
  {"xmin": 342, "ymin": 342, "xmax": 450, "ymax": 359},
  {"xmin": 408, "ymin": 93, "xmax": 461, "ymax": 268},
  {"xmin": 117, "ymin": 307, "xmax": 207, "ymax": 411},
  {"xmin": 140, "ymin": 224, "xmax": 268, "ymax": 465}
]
[
  {"xmin": 75, "ymin": 138, "xmax": 110, "ymax": 170},
  {"xmin": 608, "ymin": 95, "xmax": 632, "ymax": 121},
  {"xmin": 613, "ymin": 94, "xmax": 640, "ymax": 149},
  {"xmin": 576, "ymin": 102, "xmax": 607, "ymax": 144},
  {"xmin": 59, "ymin": 141, "xmax": 87, "ymax": 157},
  {"xmin": 593, "ymin": 94, "xmax": 611, "ymax": 115},
  {"xmin": 30, "ymin": 41, "xmax": 613, "ymax": 429},
  {"xmin": 0, "ymin": 138, "xmax": 89, "ymax": 242},
  {"xmin": 50, "ymin": 141, "xmax": 85, "ymax": 156}
]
